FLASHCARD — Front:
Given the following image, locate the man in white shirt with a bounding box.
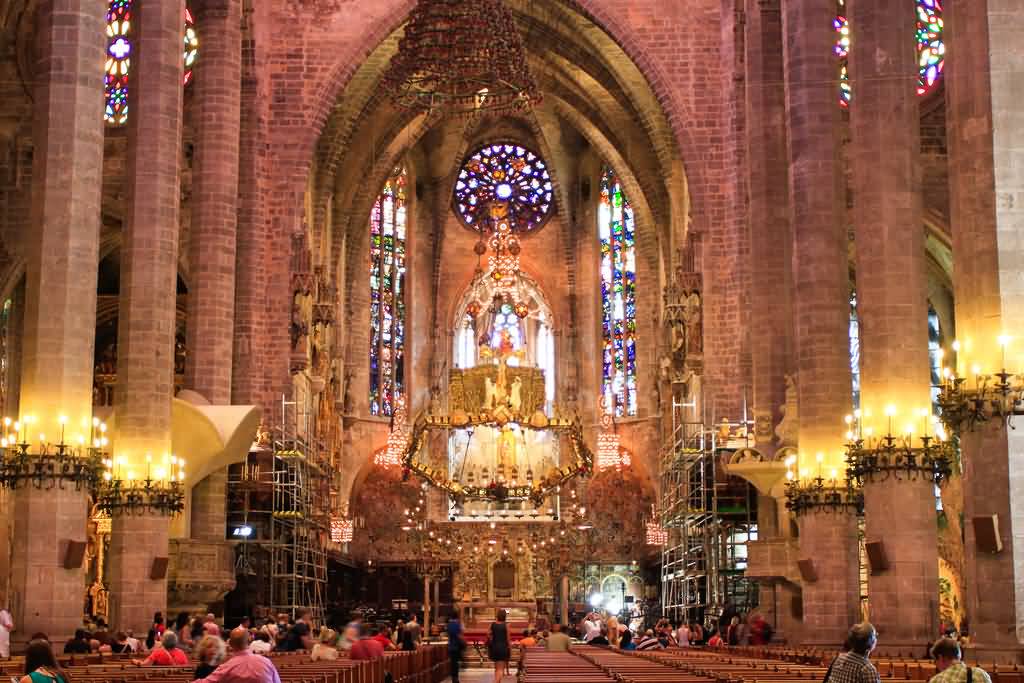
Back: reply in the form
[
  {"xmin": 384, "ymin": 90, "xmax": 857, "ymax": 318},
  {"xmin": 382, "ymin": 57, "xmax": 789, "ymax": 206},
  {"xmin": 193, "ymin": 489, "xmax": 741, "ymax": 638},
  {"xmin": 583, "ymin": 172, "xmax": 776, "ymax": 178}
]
[
  {"xmin": 581, "ymin": 614, "xmax": 601, "ymax": 643},
  {"xmin": 125, "ymin": 629, "xmax": 141, "ymax": 654}
]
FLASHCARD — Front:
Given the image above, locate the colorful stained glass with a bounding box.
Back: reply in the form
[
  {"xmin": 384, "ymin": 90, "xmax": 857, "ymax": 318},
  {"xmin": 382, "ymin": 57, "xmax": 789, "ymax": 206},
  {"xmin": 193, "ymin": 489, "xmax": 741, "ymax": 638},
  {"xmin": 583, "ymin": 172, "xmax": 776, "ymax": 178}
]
[
  {"xmin": 598, "ymin": 166, "xmax": 637, "ymax": 417},
  {"xmin": 369, "ymin": 168, "xmax": 408, "ymax": 417},
  {"xmin": 104, "ymin": 1, "xmax": 200, "ymax": 125},
  {"xmin": 454, "ymin": 143, "xmax": 553, "ymax": 232},
  {"xmin": 834, "ymin": 0, "xmax": 944, "ymax": 107}
]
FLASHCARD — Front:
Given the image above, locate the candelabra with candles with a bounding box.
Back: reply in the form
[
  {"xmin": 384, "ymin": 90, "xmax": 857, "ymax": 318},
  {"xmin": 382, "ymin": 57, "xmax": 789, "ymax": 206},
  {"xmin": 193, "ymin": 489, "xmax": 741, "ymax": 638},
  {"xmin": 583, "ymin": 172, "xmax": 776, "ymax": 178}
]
[
  {"xmin": 783, "ymin": 453, "xmax": 863, "ymax": 514},
  {"xmin": 0, "ymin": 415, "xmax": 106, "ymax": 490},
  {"xmin": 843, "ymin": 407, "xmax": 953, "ymax": 485},
  {"xmin": 936, "ymin": 337, "xmax": 1024, "ymax": 434},
  {"xmin": 95, "ymin": 452, "xmax": 186, "ymax": 516}
]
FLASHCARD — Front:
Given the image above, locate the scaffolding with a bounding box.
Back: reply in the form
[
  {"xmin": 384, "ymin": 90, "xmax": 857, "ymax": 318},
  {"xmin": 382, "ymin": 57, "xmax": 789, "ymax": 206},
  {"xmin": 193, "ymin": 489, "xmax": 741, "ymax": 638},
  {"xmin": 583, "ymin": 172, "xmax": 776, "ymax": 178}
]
[
  {"xmin": 227, "ymin": 393, "xmax": 340, "ymax": 624},
  {"xmin": 660, "ymin": 398, "xmax": 758, "ymax": 626}
]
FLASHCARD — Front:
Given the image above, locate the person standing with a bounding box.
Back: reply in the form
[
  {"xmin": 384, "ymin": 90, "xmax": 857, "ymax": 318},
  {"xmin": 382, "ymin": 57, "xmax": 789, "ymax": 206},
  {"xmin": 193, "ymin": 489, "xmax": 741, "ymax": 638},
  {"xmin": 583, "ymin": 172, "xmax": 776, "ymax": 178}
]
[
  {"xmin": 928, "ymin": 638, "xmax": 993, "ymax": 683},
  {"xmin": 0, "ymin": 606, "xmax": 13, "ymax": 658},
  {"xmin": 447, "ymin": 615, "xmax": 465, "ymax": 683},
  {"xmin": 406, "ymin": 614, "xmax": 422, "ymax": 645},
  {"xmin": 280, "ymin": 609, "xmax": 313, "ymax": 652},
  {"xmin": 488, "ymin": 610, "xmax": 512, "ymax": 683},
  {"xmin": 824, "ymin": 623, "xmax": 881, "ymax": 683},
  {"xmin": 676, "ymin": 621, "xmax": 690, "ymax": 647}
]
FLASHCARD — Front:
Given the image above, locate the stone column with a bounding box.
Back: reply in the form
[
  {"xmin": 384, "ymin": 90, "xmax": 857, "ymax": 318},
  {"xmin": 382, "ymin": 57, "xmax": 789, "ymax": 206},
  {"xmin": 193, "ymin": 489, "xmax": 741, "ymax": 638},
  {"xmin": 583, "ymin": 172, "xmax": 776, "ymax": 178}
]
[
  {"xmin": 184, "ymin": 0, "xmax": 241, "ymax": 550},
  {"xmin": 849, "ymin": 0, "xmax": 936, "ymax": 648},
  {"xmin": 559, "ymin": 574, "xmax": 569, "ymax": 626},
  {"xmin": 945, "ymin": 0, "xmax": 1024, "ymax": 658},
  {"xmin": 780, "ymin": 0, "xmax": 861, "ymax": 644},
  {"xmin": 108, "ymin": 0, "xmax": 185, "ymax": 634},
  {"xmin": 744, "ymin": 0, "xmax": 792, "ymax": 454},
  {"xmin": 10, "ymin": 0, "xmax": 106, "ymax": 647},
  {"xmin": 423, "ymin": 576, "xmax": 431, "ymax": 636},
  {"xmin": 185, "ymin": 0, "xmax": 241, "ymax": 404}
]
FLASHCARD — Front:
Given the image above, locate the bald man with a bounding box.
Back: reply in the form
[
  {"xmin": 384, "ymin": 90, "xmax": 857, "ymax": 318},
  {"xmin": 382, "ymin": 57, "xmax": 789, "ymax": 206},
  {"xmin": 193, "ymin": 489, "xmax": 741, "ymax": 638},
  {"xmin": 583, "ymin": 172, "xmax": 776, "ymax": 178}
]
[{"xmin": 197, "ymin": 628, "xmax": 281, "ymax": 683}]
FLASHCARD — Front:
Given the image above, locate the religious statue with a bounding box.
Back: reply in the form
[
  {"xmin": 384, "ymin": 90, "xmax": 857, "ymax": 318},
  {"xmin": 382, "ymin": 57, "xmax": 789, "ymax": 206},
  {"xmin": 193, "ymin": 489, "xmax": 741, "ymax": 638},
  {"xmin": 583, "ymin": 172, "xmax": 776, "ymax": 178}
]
[
  {"xmin": 88, "ymin": 580, "xmax": 109, "ymax": 621},
  {"xmin": 775, "ymin": 373, "xmax": 798, "ymax": 447},
  {"xmin": 682, "ymin": 290, "xmax": 702, "ymax": 354}
]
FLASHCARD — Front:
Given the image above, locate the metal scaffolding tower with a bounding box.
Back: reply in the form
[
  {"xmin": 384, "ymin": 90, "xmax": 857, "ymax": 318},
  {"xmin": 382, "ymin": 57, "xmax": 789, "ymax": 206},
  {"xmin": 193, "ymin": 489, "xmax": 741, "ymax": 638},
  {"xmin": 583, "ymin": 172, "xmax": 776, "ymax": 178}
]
[{"xmin": 660, "ymin": 398, "xmax": 758, "ymax": 625}]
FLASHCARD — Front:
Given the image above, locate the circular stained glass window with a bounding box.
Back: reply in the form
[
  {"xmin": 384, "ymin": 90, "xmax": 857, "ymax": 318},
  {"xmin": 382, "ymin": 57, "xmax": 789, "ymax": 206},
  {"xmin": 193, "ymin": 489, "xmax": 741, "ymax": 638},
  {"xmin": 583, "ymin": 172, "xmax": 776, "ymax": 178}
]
[{"xmin": 453, "ymin": 142, "xmax": 554, "ymax": 233}]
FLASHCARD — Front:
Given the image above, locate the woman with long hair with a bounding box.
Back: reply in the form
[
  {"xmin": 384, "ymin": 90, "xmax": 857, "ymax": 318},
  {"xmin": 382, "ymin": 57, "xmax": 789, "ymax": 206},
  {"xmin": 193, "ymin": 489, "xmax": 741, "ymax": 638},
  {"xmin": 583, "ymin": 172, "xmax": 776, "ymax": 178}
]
[
  {"xmin": 20, "ymin": 640, "xmax": 68, "ymax": 683},
  {"xmin": 192, "ymin": 635, "xmax": 225, "ymax": 680},
  {"xmin": 487, "ymin": 609, "xmax": 511, "ymax": 683}
]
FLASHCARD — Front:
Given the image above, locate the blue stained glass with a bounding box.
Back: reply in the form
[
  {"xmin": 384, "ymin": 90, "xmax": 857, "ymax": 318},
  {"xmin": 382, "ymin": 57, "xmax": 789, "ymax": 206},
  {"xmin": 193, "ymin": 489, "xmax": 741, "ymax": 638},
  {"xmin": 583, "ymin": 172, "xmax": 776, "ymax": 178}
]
[
  {"xmin": 598, "ymin": 167, "xmax": 638, "ymax": 417},
  {"xmin": 369, "ymin": 168, "xmax": 408, "ymax": 416}
]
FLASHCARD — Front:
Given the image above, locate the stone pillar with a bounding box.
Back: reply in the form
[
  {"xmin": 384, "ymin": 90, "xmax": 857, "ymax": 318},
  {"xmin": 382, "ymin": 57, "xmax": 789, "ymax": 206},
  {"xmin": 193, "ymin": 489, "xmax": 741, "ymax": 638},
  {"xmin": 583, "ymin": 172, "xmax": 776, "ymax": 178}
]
[
  {"xmin": 744, "ymin": 0, "xmax": 792, "ymax": 454},
  {"xmin": 780, "ymin": 0, "xmax": 861, "ymax": 643},
  {"xmin": 560, "ymin": 574, "xmax": 569, "ymax": 626},
  {"xmin": 423, "ymin": 576, "xmax": 431, "ymax": 637},
  {"xmin": 108, "ymin": 0, "xmax": 185, "ymax": 634},
  {"xmin": 849, "ymin": 0, "xmax": 936, "ymax": 648},
  {"xmin": 185, "ymin": 0, "xmax": 241, "ymax": 403},
  {"xmin": 10, "ymin": 0, "xmax": 106, "ymax": 647},
  {"xmin": 945, "ymin": 0, "xmax": 1024, "ymax": 658},
  {"xmin": 796, "ymin": 512, "xmax": 862, "ymax": 645},
  {"xmin": 433, "ymin": 578, "xmax": 440, "ymax": 627}
]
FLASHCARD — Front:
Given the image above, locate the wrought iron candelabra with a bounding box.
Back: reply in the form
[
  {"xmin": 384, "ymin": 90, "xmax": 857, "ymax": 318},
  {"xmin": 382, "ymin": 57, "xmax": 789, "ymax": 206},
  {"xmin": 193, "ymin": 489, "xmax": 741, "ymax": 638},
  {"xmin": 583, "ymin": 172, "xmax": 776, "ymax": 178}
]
[
  {"xmin": 95, "ymin": 476, "xmax": 185, "ymax": 516},
  {"xmin": 0, "ymin": 441, "xmax": 103, "ymax": 490},
  {"xmin": 785, "ymin": 475, "xmax": 863, "ymax": 515},
  {"xmin": 935, "ymin": 369, "xmax": 1024, "ymax": 434}
]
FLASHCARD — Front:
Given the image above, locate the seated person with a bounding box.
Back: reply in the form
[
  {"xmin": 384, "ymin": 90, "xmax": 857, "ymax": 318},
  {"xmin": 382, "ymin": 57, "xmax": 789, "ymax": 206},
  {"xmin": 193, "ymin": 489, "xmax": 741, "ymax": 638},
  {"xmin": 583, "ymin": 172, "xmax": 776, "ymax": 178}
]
[
  {"xmin": 249, "ymin": 631, "xmax": 273, "ymax": 655},
  {"xmin": 636, "ymin": 629, "xmax": 664, "ymax": 651},
  {"xmin": 546, "ymin": 624, "xmax": 570, "ymax": 652},
  {"xmin": 63, "ymin": 630, "xmax": 91, "ymax": 655},
  {"xmin": 136, "ymin": 632, "xmax": 189, "ymax": 666},
  {"xmin": 310, "ymin": 629, "xmax": 338, "ymax": 661},
  {"xmin": 519, "ymin": 629, "xmax": 537, "ymax": 647}
]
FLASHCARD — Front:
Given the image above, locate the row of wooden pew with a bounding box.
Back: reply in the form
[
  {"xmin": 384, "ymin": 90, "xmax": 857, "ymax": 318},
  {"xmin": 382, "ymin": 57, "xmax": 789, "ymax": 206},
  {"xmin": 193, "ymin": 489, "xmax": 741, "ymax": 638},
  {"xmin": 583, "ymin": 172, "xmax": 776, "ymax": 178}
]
[
  {"xmin": 523, "ymin": 645, "xmax": 1022, "ymax": 683},
  {"xmin": 0, "ymin": 646, "xmax": 448, "ymax": 683}
]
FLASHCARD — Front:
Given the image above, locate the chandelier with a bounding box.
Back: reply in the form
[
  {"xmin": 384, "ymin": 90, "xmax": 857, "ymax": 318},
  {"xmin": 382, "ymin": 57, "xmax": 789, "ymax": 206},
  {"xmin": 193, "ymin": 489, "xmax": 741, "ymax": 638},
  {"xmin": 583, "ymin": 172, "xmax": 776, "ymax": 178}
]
[
  {"xmin": 330, "ymin": 517, "xmax": 354, "ymax": 544},
  {"xmin": 644, "ymin": 505, "xmax": 667, "ymax": 546},
  {"xmin": 377, "ymin": 396, "xmax": 410, "ymax": 468},
  {"xmin": 596, "ymin": 413, "xmax": 629, "ymax": 472},
  {"xmin": 843, "ymin": 408, "xmax": 953, "ymax": 485},
  {"xmin": 936, "ymin": 338, "xmax": 1024, "ymax": 434},
  {"xmin": 381, "ymin": 0, "xmax": 541, "ymax": 116}
]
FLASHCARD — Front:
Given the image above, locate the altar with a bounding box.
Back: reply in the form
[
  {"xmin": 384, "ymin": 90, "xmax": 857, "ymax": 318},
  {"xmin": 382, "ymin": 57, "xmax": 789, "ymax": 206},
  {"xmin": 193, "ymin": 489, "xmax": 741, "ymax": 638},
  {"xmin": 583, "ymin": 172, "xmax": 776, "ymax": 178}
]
[{"xmin": 455, "ymin": 601, "xmax": 537, "ymax": 629}]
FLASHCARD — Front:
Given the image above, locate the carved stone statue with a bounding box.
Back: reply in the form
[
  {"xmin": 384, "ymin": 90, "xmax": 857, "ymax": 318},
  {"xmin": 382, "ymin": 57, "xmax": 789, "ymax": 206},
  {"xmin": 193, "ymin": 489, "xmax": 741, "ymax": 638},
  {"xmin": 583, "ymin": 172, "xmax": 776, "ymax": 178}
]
[
  {"xmin": 775, "ymin": 373, "xmax": 798, "ymax": 447},
  {"xmin": 682, "ymin": 291, "xmax": 702, "ymax": 354}
]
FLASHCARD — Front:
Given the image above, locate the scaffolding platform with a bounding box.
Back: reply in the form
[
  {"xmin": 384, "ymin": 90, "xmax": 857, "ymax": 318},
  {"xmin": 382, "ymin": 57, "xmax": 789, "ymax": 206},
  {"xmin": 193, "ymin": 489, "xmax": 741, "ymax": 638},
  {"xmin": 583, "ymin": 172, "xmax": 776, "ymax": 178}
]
[{"xmin": 660, "ymin": 399, "xmax": 758, "ymax": 626}]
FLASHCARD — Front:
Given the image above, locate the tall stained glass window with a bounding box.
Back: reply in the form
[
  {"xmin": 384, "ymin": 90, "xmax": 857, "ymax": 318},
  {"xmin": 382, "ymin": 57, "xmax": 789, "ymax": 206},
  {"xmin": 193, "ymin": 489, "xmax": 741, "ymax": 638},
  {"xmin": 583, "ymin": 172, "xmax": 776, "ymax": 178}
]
[
  {"xmin": 598, "ymin": 167, "xmax": 637, "ymax": 417},
  {"xmin": 850, "ymin": 293, "xmax": 861, "ymax": 409},
  {"xmin": 928, "ymin": 305, "xmax": 942, "ymax": 413},
  {"xmin": 834, "ymin": 0, "xmax": 944, "ymax": 107},
  {"xmin": 104, "ymin": 1, "xmax": 199, "ymax": 125},
  {"xmin": 369, "ymin": 168, "xmax": 408, "ymax": 417}
]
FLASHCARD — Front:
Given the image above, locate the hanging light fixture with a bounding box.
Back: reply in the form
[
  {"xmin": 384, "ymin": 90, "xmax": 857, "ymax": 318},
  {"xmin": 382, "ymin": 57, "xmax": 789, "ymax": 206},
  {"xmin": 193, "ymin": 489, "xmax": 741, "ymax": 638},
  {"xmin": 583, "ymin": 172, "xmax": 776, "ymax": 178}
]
[
  {"xmin": 376, "ymin": 396, "xmax": 410, "ymax": 468},
  {"xmin": 381, "ymin": 0, "xmax": 541, "ymax": 116},
  {"xmin": 644, "ymin": 504, "xmax": 668, "ymax": 546},
  {"xmin": 596, "ymin": 412, "xmax": 622, "ymax": 471}
]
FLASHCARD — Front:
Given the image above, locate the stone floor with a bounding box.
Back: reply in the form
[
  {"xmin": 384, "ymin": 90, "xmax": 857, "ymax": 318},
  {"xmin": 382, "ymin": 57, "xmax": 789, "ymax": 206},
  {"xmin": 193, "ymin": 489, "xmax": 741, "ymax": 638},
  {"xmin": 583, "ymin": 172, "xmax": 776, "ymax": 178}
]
[{"xmin": 444, "ymin": 666, "xmax": 518, "ymax": 683}]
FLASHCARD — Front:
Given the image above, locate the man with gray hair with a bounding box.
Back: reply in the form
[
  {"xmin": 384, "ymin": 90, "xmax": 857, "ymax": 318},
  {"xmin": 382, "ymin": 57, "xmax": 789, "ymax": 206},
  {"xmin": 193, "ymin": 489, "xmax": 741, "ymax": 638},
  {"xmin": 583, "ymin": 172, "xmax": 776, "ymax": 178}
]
[
  {"xmin": 824, "ymin": 623, "xmax": 880, "ymax": 683},
  {"xmin": 929, "ymin": 637, "xmax": 992, "ymax": 683},
  {"xmin": 197, "ymin": 628, "xmax": 281, "ymax": 683}
]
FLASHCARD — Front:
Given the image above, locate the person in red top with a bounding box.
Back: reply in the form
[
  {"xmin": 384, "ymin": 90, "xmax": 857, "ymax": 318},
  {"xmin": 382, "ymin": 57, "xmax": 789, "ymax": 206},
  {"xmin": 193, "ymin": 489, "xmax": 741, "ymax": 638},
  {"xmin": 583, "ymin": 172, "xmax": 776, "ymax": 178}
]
[
  {"xmin": 350, "ymin": 626, "xmax": 385, "ymax": 661},
  {"xmin": 371, "ymin": 625, "xmax": 397, "ymax": 652},
  {"xmin": 136, "ymin": 632, "xmax": 189, "ymax": 666}
]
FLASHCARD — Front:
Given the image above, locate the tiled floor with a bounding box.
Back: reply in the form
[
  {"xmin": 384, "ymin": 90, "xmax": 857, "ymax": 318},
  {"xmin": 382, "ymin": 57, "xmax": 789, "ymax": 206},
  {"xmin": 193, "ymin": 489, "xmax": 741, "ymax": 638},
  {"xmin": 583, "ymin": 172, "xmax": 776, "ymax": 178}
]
[{"xmin": 445, "ymin": 666, "xmax": 518, "ymax": 683}]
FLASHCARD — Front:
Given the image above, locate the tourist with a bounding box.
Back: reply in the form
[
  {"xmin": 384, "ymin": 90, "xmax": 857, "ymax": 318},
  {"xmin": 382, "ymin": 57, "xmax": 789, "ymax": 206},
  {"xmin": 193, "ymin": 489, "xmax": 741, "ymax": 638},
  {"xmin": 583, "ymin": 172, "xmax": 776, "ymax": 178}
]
[
  {"xmin": 406, "ymin": 614, "xmax": 422, "ymax": 644},
  {"xmin": 691, "ymin": 621, "xmax": 705, "ymax": 645},
  {"xmin": 588, "ymin": 624, "xmax": 610, "ymax": 647},
  {"xmin": 400, "ymin": 623, "xmax": 416, "ymax": 651},
  {"xmin": 173, "ymin": 614, "xmax": 192, "ymax": 651},
  {"xmin": 193, "ymin": 635, "xmax": 226, "ymax": 680},
  {"xmin": 249, "ymin": 631, "xmax": 273, "ymax": 655},
  {"xmin": 929, "ymin": 637, "xmax": 992, "ymax": 683},
  {"xmin": 0, "ymin": 605, "xmax": 13, "ymax": 658},
  {"xmin": 824, "ymin": 623, "xmax": 880, "ymax": 683},
  {"xmin": 488, "ymin": 609, "xmax": 512, "ymax": 683},
  {"xmin": 373, "ymin": 625, "xmax": 397, "ymax": 651},
  {"xmin": 708, "ymin": 630, "xmax": 724, "ymax": 647},
  {"xmin": 136, "ymin": 631, "xmax": 189, "ymax": 666},
  {"xmin": 447, "ymin": 615, "xmax": 466, "ymax": 683},
  {"xmin": 620, "ymin": 629, "xmax": 635, "ymax": 651},
  {"xmin": 656, "ymin": 621, "xmax": 672, "ymax": 648},
  {"xmin": 581, "ymin": 614, "xmax": 600, "ymax": 643},
  {"xmin": 153, "ymin": 612, "xmax": 166, "ymax": 637},
  {"xmin": 280, "ymin": 609, "xmax": 313, "ymax": 651},
  {"xmin": 339, "ymin": 613, "xmax": 362, "ymax": 651},
  {"xmin": 310, "ymin": 629, "xmax": 338, "ymax": 661},
  {"xmin": 395, "ymin": 619, "xmax": 405, "ymax": 645},
  {"xmin": 635, "ymin": 630, "xmax": 662, "ymax": 651},
  {"xmin": 125, "ymin": 629, "xmax": 141, "ymax": 653},
  {"xmin": 519, "ymin": 629, "xmax": 537, "ymax": 647},
  {"xmin": 197, "ymin": 628, "xmax": 281, "ymax": 683},
  {"xmin": 677, "ymin": 621, "xmax": 690, "ymax": 647},
  {"xmin": 350, "ymin": 625, "xmax": 385, "ymax": 661},
  {"xmin": 750, "ymin": 614, "xmax": 773, "ymax": 645},
  {"xmin": 63, "ymin": 629, "xmax": 91, "ymax": 655},
  {"xmin": 726, "ymin": 615, "xmax": 741, "ymax": 646},
  {"xmin": 546, "ymin": 624, "xmax": 571, "ymax": 652},
  {"xmin": 20, "ymin": 640, "xmax": 67, "ymax": 683},
  {"xmin": 606, "ymin": 616, "xmax": 620, "ymax": 648},
  {"xmin": 110, "ymin": 632, "xmax": 133, "ymax": 654}
]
